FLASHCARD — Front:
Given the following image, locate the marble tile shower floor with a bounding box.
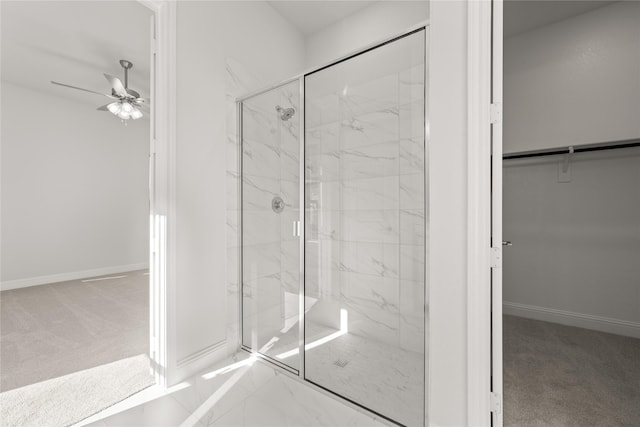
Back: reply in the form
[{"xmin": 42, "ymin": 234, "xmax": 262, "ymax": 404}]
[
  {"xmin": 250, "ymin": 322, "xmax": 425, "ymax": 427},
  {"xmin": 87, "ymin": 352, "xmax": 390, "ymax": 427},
  {"xmin": 305, "ymin": 331, "xmax": 424, "ymax": 427}
]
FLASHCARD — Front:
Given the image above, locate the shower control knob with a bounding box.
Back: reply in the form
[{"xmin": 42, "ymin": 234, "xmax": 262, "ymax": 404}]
[{"xmin": 272, "ymin": 196, "xmax": 285, "ymax": 213}]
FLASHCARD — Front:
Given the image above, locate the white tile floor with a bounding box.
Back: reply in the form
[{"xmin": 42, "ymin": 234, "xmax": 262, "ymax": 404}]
[{"xmin": 83, "ymin": 352, "xmax": 391, "ymax": 427}]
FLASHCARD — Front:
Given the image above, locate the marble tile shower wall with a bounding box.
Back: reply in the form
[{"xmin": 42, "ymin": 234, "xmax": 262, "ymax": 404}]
[
  {"xmin": 226, "ymin": 59, "xmax": 265, "ymax": 355},
  {"xmin": 306, "ymin": 64, "xmax": 425, "ymax": 353},
  {"xmin": 238, "ymin": 82, "xmax": 301, "ymax": 353}
]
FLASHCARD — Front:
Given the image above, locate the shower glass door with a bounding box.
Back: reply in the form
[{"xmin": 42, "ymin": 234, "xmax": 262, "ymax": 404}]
[
  {"xmin": 304, "ymin": 29, "xmax": 427, "ymax": 426},
  {"xmin": 240, "ymin": 27, "xmax": 427, "ymax": 427},
  {"xmin": 241, "ymin": 80, "xmax": 301, "ymax": 372}
]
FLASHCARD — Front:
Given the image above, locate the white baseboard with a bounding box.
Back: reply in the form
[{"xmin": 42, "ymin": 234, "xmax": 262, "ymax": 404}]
[
  {"xmin": 1, "ymin": 263, "xmax": 150, "ymax": 291},
  {"xmin": 177, "ymin": 340, "xmax": 227, "ymax": 368},
  {"xmin": 169, "ymin": 340, "xmax": 231, "ymax": 387},
  {"xmin": 504, "ymin": 301, "xmax": 640, "ymax": 339}
]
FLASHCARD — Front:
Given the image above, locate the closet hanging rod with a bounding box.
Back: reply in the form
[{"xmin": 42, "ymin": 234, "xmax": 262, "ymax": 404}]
[{"xmin": 503, "ymin": 139, "xmax": 640, "ymax": 160}]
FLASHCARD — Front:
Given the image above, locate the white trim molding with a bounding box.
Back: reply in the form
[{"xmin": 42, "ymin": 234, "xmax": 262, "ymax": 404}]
[
  {"xmin": 504, "ymin": 302, "xmax": 640, "ymax": 339},
  {"xmin": 466, "ymin": 0, "xmax": 493, "ymax": 425},
  {"xmin": 172, "ymin": 340, "xmax": 230, "ymax": 382},
  {"xmin": 176, "ymin": 340, "xmax": 227, "ymax": 368},
  {"xmin": 138, "ymin": 0, "xmax": 177, "ymax": 389},
  {"xmin": 490, "ymin": 1, "xmax": 504, "ymax": 426},
  {"xmin": 0, "ymin": 263, "xmax": 149, "ymax": 291}
]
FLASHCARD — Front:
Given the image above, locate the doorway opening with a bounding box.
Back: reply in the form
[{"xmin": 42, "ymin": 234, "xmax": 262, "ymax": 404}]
[
  {"xmin": 0, "ymin": 1, "xmax": 157, "ymax": 425},
  {"xmin": 500, "ymin": 2, "xmax": 640, "ymax": 425}
]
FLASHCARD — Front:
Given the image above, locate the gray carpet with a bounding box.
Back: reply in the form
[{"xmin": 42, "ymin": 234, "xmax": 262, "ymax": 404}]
[
  {"xmin": 504, "ymin": 315, "xmax": 640, "ymax": 426},
  {"xmin": 0, "ymin": 270, "xmax": 149, "ymax": 392},
  {"xmin": 0, "ymin": 354, "xmax": 153, "ymax": 427}
]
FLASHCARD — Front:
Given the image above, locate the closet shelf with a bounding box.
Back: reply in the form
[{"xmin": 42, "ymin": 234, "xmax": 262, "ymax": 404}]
[{"xmin": 503, "ymin": 139, "xmax": 640, "ymax": 160}]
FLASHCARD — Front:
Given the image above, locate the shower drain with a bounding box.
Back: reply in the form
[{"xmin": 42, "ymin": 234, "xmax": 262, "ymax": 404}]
[{"xmin": 333, "ymin": 358, "xmax": 350, "ymax": 368}]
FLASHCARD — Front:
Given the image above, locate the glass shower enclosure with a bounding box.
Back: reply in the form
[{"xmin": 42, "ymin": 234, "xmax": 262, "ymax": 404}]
[{"xmin": 239, "ymin": 28, "xmax": 427, "ymax": 427}]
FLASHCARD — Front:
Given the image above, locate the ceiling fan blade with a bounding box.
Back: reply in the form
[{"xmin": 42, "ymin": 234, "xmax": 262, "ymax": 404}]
[
  {"xmin": 97, "ymin": 103, "xmax": 111, "ymax": 111},
  {"xmin": 51, "ymin": 81, "xmax": 114, "ymax": 98},
  {"xmin": 104, "ymin": 73, "xmax": 128, "ymax": 97},
  {"xmin": 126, "ymin": 88, "xmax": 141, "ymax": 98}
]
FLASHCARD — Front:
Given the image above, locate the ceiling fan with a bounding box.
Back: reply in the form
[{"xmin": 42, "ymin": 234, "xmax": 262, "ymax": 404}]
[{"xmin": 51, "ymin": 59, "xmax": 148, "ymax": 121}]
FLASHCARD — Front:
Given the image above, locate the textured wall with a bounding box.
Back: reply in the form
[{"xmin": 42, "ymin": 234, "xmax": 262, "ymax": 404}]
[
  {"xmin": 503, "ymin": 148, "xmax": 640, "ymax": 335},
  {"xmin": 503, "ymin": 2, "xmax": 640, "ymax": 337},
  {"xmin": 504, "ymin": 1, "xmax": 640, "ymax": 154}
]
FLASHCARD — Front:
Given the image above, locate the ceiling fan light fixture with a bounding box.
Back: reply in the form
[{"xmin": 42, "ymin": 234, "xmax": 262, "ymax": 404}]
[
  {"xmin": 107, "ymin": 102, "xmax": 121, "ymax": 115},
  {"xmin": 121, "ymin": 101, "xmax": 134, "ymax": 113},
  {"xmin": 117, "ymin": 110, "xmax": 131, "ymax": 120},
  {"xmin": 131, "ymin": 109, "xmax": 143, "ymax": 120}
]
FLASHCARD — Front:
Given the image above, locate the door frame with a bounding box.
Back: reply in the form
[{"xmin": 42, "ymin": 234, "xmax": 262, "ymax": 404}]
[
  {"xmin": 490, "ymin": 1, "xmax": 504, "ymax": 425},
  {"xmin": 136, "ymin": 0, "xmax": 177, "ymax": 389},
  {"xmin": 466, "ymin": 0, "xmax": 503, "ymax": 425}
]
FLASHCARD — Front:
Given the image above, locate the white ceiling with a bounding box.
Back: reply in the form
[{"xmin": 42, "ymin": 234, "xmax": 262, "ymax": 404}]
[
  {"xmin": 1, "ymin": 0, "xmax": 619, "ymax": 106},
  {"xmin": 504, "ymin": 0, "xmax": 615, "ymax": 37},
  {"xmin": 1, "ymin": 1, "xmax": 152, "ymax": 107},
  {"xmin": 268, "ymin": 1, "xmax": 376, "ymax": 35},
  {"xmin": 268, "ymin": 0, "xmax": 617, "ymax": 39}
]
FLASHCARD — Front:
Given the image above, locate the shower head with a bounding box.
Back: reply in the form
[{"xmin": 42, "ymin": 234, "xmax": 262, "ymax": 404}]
[{"xmin": 275, "ymin": 105, "xmax": 295, "ymax": 121}]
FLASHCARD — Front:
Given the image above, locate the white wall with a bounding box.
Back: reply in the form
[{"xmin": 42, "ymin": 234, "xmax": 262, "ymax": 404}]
[
  {"xmin": 504, "ymin": 1, "xmax": 640, "ymax": 154},
  {"xmin": 1, "ymin": 82, "xmax": 149, "ymax": 288},
  {"xmin": 503, "ymin": 2, "xmax": 640, "ymax": 338},
  {"xmin": 305, "ymin": 1, "xmax": 429, "ymax": 69},
  {"xmin": 174, "ymin": 1, "xmax": 305, "ymax": 372},
  {"xmin": 503, "ymin": 149, "xmax": 640, "ymax": 337},
  {"xmin": 428, "ymin": 1, "xmax": 468, "ymax": 424}
]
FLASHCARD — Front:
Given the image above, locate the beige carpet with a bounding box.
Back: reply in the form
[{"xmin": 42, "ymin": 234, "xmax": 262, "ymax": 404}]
[
  {"xmin": 0, "ymin": 354, "xmax": 154, "ymax": 427},
  {"xmin": 1, "ymin": 270, "xmax": 149, "ymax": 392},
  {"xmin": 504, "ymin": 315, "xmax": 640, "ymax": 426}
]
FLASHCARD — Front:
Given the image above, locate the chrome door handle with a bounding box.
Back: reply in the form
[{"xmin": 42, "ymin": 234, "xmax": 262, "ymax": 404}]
[{"xmin": 502, "ymin": 241, "xmax": 513, "ymax": 246}]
